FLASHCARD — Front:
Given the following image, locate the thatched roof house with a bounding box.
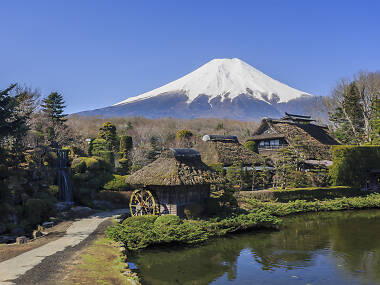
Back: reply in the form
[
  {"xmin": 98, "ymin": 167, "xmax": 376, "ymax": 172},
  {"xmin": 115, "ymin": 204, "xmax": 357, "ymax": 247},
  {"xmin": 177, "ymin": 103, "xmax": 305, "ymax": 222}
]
[
  {"xmin": 196, "ymin": 135, "xmax": 261, "ymax": 167},
  {"xmin": 246, "ymin": 113, "xmax": 340, "ymax": 160},
  {"xmin": 126, "ymin": 148, "xmax": 223, "ymax": 217}
]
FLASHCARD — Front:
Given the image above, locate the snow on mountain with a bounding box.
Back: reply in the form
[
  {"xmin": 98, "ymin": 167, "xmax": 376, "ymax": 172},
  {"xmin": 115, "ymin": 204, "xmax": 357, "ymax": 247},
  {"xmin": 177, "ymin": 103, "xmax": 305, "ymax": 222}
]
[{"xmin": 114, "ymin": 58, "xmax": 312, "ymax": 106}]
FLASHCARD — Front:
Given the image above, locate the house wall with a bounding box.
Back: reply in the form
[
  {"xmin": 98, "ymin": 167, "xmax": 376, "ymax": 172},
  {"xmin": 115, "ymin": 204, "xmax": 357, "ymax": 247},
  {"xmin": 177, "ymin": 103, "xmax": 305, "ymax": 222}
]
[{"xmin": 150, "ymin": 185, "xmax": 210, "ymax": 217}]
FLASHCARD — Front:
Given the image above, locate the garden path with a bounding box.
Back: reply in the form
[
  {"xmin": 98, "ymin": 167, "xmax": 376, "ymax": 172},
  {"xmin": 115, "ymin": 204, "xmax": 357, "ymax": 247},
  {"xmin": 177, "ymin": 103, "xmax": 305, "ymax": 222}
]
[{"xmin": 0, "ymin": 208, "xmax": 128, "ymax": 285}]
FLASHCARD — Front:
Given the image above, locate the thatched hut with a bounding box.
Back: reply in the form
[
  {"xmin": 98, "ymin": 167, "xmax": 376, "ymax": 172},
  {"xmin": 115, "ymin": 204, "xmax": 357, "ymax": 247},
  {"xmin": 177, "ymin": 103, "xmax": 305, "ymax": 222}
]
[
  {"xmin": 246, "ymin": 113, "xmax": 340, "ymax": 160},
  {"xmin": 126, "ymin": 148, "xmax": 223, "ymax": 217},
  {"xmin": 196, "ymin": 135, "xmax": 261, "ymax": 167}
]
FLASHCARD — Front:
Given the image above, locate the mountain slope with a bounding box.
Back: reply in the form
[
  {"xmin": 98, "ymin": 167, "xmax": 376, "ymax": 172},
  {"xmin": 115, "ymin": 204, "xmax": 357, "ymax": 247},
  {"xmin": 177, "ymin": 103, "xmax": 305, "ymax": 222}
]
[{"xmin": 78, "ymin": 58, "xmax": 324, "ymax": 120}]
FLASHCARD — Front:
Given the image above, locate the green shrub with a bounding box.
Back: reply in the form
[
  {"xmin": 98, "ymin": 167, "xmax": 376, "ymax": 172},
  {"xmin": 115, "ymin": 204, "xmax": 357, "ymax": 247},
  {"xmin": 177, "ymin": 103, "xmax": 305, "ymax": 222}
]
[
  {"xmin": 176, "ymin": 129, "xmax": 193, "ymax": 140},
  {"xmin": 119, "ymin": 135, "xmax": 133, "ymax": 156},
  {"xmin": 71, "ymin": 158, "xmax": 86, "ymax": 173},
  {"xmin": 244, "ymin": 193, "xmax": 380, "ymax": 216},
  {"xmin": 237, "ymin": 186, "xmax": 358, "ymax": 202},
  {"xmin": 91, "ymin": 138, "xmax": 108, "ymax": 155},
  {"xmin": 107, "ymin": 211, "xmax": 280, "ymax": 251},
  {"xmin": 184, "ymin": 204, "xmax": 204, "ymax": 219},
  {"xmin": 329, "ymin": 145, "xmax": 380, "ymax": 187},
  {"xmin": 98, "ymin": 151, "xmax": 114, "ymax": 167},
  {"xmin": 24, "ymin": 199, "xmax": 54, "ymax": 226},
  {"xmin": 103, "ymin": 175, "xmax": 129, "ymax": 191},
  {"xmin": 48, "ymin": 185, "xmax": 59, "ymax": 197},
  {"xmin": 244, "ymin": 141, "xmax": 258, "ymax": 153}
]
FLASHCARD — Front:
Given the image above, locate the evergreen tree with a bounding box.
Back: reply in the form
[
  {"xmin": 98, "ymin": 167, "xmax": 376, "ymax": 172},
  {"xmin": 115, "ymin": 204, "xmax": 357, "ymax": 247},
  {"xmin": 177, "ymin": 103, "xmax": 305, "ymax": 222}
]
[
  {"xmin": 41, "ymin": 92, "xmax": 67, "ymax": 124},
  {"xmin": 0, "ymin": 84, "xmax": 29, "ymax": 160},
  {"xmin": 98, "ymin": 122, "xmax": 118, "ymax": 151}
]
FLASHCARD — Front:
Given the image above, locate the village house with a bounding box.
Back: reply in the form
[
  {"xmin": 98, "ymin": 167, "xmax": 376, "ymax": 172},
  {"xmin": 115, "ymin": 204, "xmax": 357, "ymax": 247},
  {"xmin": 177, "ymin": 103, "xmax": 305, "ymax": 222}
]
[
  {"xmin": 246, "ymin": 113, "xmax": 340, "ymax": 163},
  {"xmin": 196, "ymin": 135, "xmax": 261, "ymax": 168},
  {"xmin": 126, "ymin": 148, "xmax": 223, "ymax": 217}
]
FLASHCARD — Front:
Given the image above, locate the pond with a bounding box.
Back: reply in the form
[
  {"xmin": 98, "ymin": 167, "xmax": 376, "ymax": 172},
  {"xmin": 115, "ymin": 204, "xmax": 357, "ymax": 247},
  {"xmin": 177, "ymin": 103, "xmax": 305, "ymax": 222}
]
[{"xmin": 129, "ymin": 210, "xmax": 380, "ymax": 285}]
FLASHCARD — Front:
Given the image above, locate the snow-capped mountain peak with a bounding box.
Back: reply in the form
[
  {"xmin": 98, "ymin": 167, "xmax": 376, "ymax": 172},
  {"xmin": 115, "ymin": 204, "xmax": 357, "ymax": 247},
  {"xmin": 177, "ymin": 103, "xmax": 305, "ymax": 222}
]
[{"xmin": 114, "ymin": 58, "xmax": 311, "ymax": 106}]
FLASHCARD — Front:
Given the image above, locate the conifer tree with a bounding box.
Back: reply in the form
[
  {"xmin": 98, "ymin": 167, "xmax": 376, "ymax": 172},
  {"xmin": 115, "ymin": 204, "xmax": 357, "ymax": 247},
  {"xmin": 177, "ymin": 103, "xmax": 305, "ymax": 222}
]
[{"xmin": 41, "ymin": 92, "xmax": 67, "ymax": 124}]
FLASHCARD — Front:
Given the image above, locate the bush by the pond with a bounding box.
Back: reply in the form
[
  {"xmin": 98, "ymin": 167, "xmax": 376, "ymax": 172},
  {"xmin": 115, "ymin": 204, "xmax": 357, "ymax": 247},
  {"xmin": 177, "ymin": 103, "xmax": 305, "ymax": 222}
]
[
  {"xmin": 244, "ymin": 193, "xmax": 380, "ymax": 216},
  {"xmin": 237, "ymin": 186, "xmax": 359, "ymax": 202},
  {"xmin": 103, "ymin": 175, "xmax": 129, "ymax": 191},
  {"xmin": 183, "ymin": 204, "xmax": 204, "ymax": 219},
  {"xmin": 329, "ymin": 145, "xmax": 380, "ymax": 188},
  {"xmin": 106, "ymin": 212, "xmax": 281, "ymax": 251}
]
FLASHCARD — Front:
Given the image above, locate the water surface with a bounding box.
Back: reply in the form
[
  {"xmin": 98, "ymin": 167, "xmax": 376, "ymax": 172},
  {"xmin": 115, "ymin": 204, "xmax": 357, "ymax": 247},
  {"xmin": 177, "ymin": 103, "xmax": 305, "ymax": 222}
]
[{"xmin": 130, "ymin": 210, "xmax": 380, "ymax": 285}]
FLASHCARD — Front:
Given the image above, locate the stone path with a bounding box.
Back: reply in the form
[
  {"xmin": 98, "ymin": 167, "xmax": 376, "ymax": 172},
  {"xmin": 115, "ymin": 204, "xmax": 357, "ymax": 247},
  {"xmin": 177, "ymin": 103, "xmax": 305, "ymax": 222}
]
[{"xmin": 0, "ymin": 209, "xmax": 128, "ymax": 285}]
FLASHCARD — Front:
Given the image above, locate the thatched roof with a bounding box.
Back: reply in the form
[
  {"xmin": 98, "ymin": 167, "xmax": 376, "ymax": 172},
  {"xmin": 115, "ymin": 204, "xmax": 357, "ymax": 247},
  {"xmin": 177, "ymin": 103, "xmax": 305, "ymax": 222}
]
[
  {"xmin": 248, "ymin": 133, "xmax": 285, "ymax": 141},
  {"xmin": 197, "ymin": 135, "xmax": 261, "ymax": 166},
  {"xmin": 126, "ymin": 148, "xmax": 223, "ymax": 187},
  {"xmin": 247, "ymin": 117, "xmax": 340, "ymax": 160}
]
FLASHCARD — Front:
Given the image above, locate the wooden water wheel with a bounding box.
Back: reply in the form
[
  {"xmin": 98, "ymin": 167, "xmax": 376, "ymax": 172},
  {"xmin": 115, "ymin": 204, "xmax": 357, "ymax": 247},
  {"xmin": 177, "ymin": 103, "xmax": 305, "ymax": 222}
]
[{"xmin": 129, "ymin": 189, "xmax": 158, "ymax": 216}]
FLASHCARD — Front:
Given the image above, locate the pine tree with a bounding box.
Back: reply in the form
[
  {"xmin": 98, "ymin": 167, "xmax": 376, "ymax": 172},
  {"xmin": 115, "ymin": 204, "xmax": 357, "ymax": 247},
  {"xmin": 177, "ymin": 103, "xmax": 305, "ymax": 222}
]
[
  {"xmin": 41, "ymin": 92, "xmax": 67, "ymax": 146},
  {"xmin": 98, "ymin": 122, "xmax": 118, "ymax": 151},
  {"xmin": 0, "ymin": 84, "xmax": 29, "ymax": 159},
  {"xmin": 41, "ymin": 92, "xmax": 67, "ymax": 124}
]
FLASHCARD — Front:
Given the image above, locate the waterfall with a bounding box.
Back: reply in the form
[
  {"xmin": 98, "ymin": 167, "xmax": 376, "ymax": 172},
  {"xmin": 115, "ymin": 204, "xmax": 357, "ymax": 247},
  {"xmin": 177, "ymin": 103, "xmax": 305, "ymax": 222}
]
[{"xmin": 57, "ymin": 149, "xmax": 72, "ymax": 202}]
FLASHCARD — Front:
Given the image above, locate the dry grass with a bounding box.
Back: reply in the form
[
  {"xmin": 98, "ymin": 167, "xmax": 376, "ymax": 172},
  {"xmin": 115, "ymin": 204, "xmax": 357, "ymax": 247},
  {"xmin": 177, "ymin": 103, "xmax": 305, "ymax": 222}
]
[{"xmin": 62, "ymin": 237, "xmax": 134, "ymax": 285}]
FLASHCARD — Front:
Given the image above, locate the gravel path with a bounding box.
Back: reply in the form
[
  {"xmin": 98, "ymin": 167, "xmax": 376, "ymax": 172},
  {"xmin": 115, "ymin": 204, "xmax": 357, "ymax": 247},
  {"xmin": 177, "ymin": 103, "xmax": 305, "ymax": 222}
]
[{"xmin": 0, "ymin": 209, "xmax": 128, "ymax": 285}]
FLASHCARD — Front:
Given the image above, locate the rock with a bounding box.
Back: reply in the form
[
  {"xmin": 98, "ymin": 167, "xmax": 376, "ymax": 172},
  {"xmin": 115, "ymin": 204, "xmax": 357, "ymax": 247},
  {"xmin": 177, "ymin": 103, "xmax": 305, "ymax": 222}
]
[
  {"xmin": 16, "ymin": 236, "xmax": 28, "ymax": 244},
  {"xmin": 42, "ymin": 221, "xmax": 54, "ymax": 228},
  {"xmin": 11, "ymin": 227, "xmax": 25, "ymax": 236},
  {"xmin": 92, "ymin": 200, "xmax": 114, "ymax": 210},
  {"xmin": 33, "ymin": 230, "xmax": 43, "ymax": 239},
  {"xmin": 70, "ymin": 206, "xmax": 93, "ymax": 216},
  {"xmin": 0, "ymin": 235, "xmax": 15, "ymax": 244},
  {"xmin": 56, "ymin": 202, "xmax": 74, "ymax": 212}
]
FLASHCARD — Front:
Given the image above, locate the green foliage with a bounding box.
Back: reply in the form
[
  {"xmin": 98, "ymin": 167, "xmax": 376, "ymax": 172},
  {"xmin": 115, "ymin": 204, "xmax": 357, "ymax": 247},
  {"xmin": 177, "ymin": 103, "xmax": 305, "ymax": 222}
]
[
  {"xmin": 97, "ymin": 150, "xmax": 114, "ymax": 166},
  {"xmin": 90, "ymin": 138, "xmax": 108, "ymax": 155},
  {"xmin": 71, "ymin": 158, "xmax": 86, "ymax": 173},
  {"xmin": 329, "ymin": 145, "xmax": 380, "ymax": 187},
  {"xmin": 98, "ymin": 122, "xmax": 118, "ymax": 151},
  {"xmin": 244, "ymin": 141, "xmax": 258, "ymax": 153},
  {"xmin": 119, "ymin": 135, "xmax": 133, "ymax": 157},
  {"xmin": 24, "ymin": 198, "xmax": 54, "ymax": 227},
  {"xmin": 226, "ymin": 162, "xmax": 251, "ymax": 190},
  {"xmin": 0, "ymin": 84, "xmax": 29, "ymax": 156},
  {"xmin": 48, "ymin": 185, "xmax": 59, "ymax": 197},
  {"xmin": 107, "ymin": 211, "xmax": 281, "ymax": 251},
  {"xmin": 41, "ymin": 92, "xmax": 67, "ymax": 124},
  {"xmin": 176, "ymin": 129, "xmax": 193, "ymax": 140},
  {"xmin": 209, "ymin": 163, "xmax": 225, "ymax": 176},
  {"xmin": 245, "ymin": 193, "xmax": 380, "ymax": 216},
  {"xmin": 103, "ymin": 175, "xmax": 129, "ymax": 191},
  {"xmin": 239, "ymin": 186, "xmax": 358, "ymax": 202},
  {"xmin": 117, "ymin": 158, "xmax": 130, "ymax": 175}
]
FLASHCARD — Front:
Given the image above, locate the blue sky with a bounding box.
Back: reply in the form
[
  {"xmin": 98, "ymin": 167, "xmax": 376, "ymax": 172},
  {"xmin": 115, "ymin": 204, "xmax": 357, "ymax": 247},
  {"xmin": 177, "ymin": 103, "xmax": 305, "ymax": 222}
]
[{"xmin": 1, "ymin": 0, "xmax": 379, "ymax": 113}]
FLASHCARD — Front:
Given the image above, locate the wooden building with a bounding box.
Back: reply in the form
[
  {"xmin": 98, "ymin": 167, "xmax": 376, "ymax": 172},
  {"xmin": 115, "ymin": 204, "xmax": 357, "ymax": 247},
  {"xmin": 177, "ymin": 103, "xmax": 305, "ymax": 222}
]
[
  {"xmin": 126, "ymin": 148, "xmax": 223, "ymax": 217},
  {"xmin": 196, "ymin": 135, "xmax": 261, "ymax": 167},
  {"xmin": 246, "ymin": 113, "xmax": 340, "ymax": 160}
]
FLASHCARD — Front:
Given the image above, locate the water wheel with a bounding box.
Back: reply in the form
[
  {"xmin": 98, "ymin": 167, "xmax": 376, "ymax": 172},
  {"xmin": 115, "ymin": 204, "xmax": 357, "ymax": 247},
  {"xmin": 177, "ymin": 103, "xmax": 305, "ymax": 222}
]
[{"xmin": 129, "ymin": 189, "xmax": 158, "ymax": 216}]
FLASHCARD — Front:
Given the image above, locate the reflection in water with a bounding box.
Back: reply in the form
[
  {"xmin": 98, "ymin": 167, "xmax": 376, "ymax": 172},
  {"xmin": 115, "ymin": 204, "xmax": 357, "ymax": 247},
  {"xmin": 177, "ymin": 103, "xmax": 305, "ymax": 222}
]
[{"xmin": 130, "ymin": 210, "xmax": 380, "ymax": 285}]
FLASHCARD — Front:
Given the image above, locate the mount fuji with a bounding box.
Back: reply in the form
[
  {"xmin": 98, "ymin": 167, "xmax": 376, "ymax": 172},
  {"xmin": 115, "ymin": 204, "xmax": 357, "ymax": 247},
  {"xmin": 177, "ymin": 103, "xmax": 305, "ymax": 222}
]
[{"xmin": 77, "ymin": 58, "xmax": 326, "ymax": 120}]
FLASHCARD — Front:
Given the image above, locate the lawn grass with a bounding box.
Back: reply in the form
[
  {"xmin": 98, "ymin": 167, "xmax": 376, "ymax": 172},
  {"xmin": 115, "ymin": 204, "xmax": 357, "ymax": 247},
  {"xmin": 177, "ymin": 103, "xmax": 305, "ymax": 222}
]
[{"xmin": 63, "ymin": 237, "xmax": 137, "ymax": 285}]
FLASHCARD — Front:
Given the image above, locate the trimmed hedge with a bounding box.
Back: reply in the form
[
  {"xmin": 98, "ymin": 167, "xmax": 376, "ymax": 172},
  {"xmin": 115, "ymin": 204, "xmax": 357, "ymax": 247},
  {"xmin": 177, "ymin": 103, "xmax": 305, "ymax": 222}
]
[
  {"xmin": 103, "ymin": 175, "xmax": 129, "ymax": 191},
  {"xmin": 329, "ymin": 145, "xmax": 380, "ymax": 188},
  {"xmin": 236, "ymin": 186, "xmax": 359, "ymax": 202},
  {"xmin": 245, "ymin": 193, "xmax": 380, "ymax": 216},
  {"xmin": 107, "ymin": 212, "xmax": 281, "ymax": 251}
]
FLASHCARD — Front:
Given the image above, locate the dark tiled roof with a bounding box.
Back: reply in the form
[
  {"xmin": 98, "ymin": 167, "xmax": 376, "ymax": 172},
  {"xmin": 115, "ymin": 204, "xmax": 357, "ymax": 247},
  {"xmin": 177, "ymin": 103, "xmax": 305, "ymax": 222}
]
[{"xmin": 202, "ymin": 135, "xmax": 239, "ymax": 142}]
